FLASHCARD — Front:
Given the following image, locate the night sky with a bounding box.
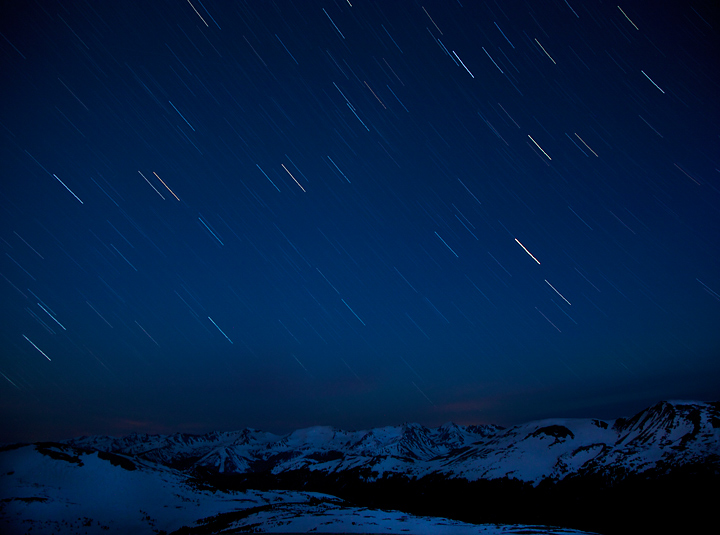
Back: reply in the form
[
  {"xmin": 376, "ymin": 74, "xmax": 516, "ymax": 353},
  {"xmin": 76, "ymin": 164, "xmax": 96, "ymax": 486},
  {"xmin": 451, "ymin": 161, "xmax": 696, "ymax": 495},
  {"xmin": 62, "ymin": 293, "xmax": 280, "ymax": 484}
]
[{"xmin": 1, "ymin": 1, "xmax": 719, "ymax": 444}]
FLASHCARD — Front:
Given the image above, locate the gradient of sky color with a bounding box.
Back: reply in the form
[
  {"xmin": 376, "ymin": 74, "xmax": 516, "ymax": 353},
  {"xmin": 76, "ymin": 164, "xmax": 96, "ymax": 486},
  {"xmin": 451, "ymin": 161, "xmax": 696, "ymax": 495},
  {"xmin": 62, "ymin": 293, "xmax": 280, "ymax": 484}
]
[{"xmin": 1, "ymin": 0, "xmax": 718, "ymax": 443}]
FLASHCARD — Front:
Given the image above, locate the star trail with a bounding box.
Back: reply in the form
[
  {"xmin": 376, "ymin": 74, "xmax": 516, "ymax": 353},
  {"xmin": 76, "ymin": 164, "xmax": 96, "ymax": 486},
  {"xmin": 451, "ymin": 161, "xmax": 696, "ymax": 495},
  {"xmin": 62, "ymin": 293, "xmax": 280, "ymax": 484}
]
[{"xmin": 1, "ymin": 1, "xmax": 718, "ymax": 443}]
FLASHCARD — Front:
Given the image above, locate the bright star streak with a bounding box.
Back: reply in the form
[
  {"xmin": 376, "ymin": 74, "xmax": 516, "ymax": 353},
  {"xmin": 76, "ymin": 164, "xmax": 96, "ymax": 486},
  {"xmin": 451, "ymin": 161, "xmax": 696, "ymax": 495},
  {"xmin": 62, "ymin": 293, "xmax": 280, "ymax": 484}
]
[
  {"xmin": 574, "ymin": 133, "xmax": 599, "ymax": 157},
  {"xmin": 535, "ymin": 39, "xmax": 556, "ymax": 64},
  {"xmin": 618, "ymin": 5, "xmax": 639, "ymax": 30},
  {"xmin": 641, "ymin": 70, "xmax": 665, "ymax": 94},
  {"xmin": 199, "ymin": 216, "xmax": 224, "ymax": 245},
  {"xmin": 545, "ymin": 280, "xmax": 572, "ymax": 305},
  {"xmin": 323, "ymin": 8, "xmax": 345, "ymax": 39},
  {"xmin": 169, "ymin": 100, "xmax": 195, "ymax": 131},
  {"xmin": 186, "ymin": 0, "xmax": 208, "ymax": 27},
  {"xmin": 452, "ymin": 51, "xmax": 474, "ymax": 78},
  {"xmin": 342, "ymin": 299, "xmax": 365, "ymax": 326},
  {"xmin": 52, "ymin": 174, "xmax": 84, "ymax": 204},
  {"xmin": 515, "ymin": 238, "xmax": 541, "ymax": 264},
  {"xmin": 153, "ymin": 172, "xmax": 181, "ymax": 201},
  {"xmin": 37, "ymin": 303, "xmax": 67, "ymax": 330},
  {"xmin": 256, "ymin": 164, "xmax": 281, "ymax": 192},
  {"xmin": 435, "ymin": 232, "xmax": 459, "ymax": 257},
  {"xmin": 528, "ymin": 135, "xmax": 552, "ymax": 160},
  {"xmin": 139, "ymin": 171, "xmax": 165, "ymax": 199},
  {"xmin": 23, "ymin": 334, "xmax": 51, "ymax": 361},
  {"xmin": 208, "ymin": 316, "xmax": 233, "ymax": 343},
  {"xmin": 282, "ymin": 164, "xmax": 306, "ymax": 192}
]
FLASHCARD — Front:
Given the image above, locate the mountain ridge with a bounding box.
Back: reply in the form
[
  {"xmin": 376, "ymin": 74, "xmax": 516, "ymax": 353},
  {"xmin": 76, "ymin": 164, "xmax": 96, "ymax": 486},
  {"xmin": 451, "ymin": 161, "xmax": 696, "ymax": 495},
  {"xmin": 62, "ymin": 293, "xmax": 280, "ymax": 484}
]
[{"xmin": 60, "ymin": 399, "xmax": 720, "ymax": 485}]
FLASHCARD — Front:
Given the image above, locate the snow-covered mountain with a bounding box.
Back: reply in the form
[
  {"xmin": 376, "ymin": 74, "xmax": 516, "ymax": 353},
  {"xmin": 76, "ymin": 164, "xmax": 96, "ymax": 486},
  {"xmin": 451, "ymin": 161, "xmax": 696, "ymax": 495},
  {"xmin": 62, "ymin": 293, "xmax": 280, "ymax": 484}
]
[
  {"xmin": 2, "ymin": 400, "xmax": 717, "ymax": 534},
  {"xmin": 0, "ymin": 441, "xmax": 596, "ymax": 534},
  {"xmin": 64, "ymin": 400, "xmax": 720, "ymax": 484}
]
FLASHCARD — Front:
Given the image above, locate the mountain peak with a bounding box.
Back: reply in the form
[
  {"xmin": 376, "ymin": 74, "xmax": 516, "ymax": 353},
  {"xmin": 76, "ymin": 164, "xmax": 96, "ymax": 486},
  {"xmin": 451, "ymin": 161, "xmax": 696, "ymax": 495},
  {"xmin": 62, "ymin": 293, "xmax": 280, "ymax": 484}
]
[{"xmin": 439, "ymin": 421, "xmax": 460, "ymax": 429}]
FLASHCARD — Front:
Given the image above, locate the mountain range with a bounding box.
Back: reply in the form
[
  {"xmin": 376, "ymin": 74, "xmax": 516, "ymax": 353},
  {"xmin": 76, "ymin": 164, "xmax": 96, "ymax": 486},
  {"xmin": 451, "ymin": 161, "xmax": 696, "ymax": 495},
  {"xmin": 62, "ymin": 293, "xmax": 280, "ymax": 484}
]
[
  {"xmin": 2, "ymin": 399, "xmax": 718, "ymax": 534},
  {"xmin": 63, "ymin": 399, "xmax": 720, "ymax": 484}
]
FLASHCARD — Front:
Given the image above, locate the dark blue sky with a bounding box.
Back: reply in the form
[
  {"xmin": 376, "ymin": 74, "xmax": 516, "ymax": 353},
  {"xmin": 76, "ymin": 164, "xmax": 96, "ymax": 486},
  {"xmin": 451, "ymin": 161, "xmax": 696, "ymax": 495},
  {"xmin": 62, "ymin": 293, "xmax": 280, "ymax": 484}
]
[{"xmin": 1, "ymin": 0, "xmax": 718, "ymax": 443}]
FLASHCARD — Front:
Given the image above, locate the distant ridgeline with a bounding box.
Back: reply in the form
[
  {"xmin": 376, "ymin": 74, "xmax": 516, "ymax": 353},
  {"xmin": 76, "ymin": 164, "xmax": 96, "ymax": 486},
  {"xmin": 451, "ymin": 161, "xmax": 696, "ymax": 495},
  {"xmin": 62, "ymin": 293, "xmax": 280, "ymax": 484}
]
[{"xmin": 4, "ymin": 400, "xmax": 719, "ymax": 534}]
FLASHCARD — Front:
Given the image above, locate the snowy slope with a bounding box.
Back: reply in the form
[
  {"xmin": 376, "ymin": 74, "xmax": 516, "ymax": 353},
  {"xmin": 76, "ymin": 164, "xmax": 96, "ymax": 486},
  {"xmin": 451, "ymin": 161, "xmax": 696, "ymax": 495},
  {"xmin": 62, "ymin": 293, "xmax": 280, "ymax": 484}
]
[
  {"xmin": 64, "ymin": 400, "xmax": 720, "ymax": 485},
  {"xmin": 440, "ymin": 416, "xmax": 618, "ymax": 482},
  {"xmin": 0, "ymin": 442, "xmax": 596, "ymax": 535}
]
